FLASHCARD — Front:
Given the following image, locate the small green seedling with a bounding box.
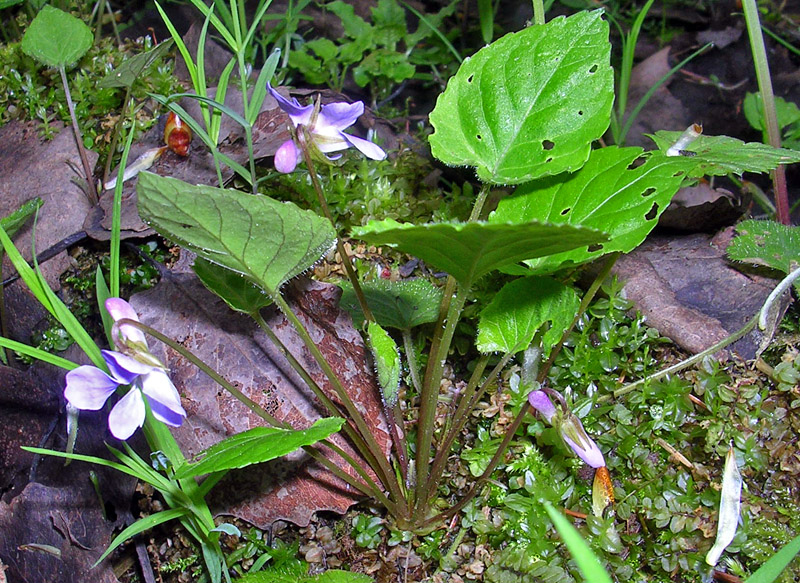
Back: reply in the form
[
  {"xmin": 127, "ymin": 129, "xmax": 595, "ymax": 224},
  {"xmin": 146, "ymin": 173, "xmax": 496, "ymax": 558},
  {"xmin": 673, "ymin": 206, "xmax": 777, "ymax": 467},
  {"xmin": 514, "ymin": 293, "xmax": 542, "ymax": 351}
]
[{"xmin": 21, "ymin": 5, "xmax": 98, "ymax": 204}]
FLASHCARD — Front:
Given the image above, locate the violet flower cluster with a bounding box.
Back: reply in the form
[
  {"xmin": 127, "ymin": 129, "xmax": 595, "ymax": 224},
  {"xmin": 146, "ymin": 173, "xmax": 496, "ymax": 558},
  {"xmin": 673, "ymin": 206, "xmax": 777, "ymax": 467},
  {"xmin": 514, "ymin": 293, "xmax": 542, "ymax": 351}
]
[
  {"xmin": 528, "ymin": 388, "xmax": 605, "ymax": 468},
  {"xmin": 268, "ymin": 84, "xmax": 386, "ymax": 173},
  {"xmin": 64, "ymin": 298, "xmax": 185, "ymax": 440}
]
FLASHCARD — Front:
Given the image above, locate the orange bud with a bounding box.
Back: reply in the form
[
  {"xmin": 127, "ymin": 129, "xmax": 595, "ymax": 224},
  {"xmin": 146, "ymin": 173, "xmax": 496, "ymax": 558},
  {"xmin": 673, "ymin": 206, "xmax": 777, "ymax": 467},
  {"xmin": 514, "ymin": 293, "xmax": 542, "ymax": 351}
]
[
  {"xmin": 592, "ymin": 466, "xmax": 614, "ymax": 517},
  {"xmin": 164, "ymin": 111, "xmax": 192, "ymax": 156}
]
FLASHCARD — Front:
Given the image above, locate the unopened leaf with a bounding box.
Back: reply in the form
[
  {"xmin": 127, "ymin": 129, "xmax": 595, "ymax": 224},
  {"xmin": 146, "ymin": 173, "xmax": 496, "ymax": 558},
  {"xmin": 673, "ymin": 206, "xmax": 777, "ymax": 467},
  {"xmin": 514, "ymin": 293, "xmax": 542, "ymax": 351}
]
[
  {"xmin": 339, "ymin": 279, "xmax": 442, "ymax": 329},
  {"xmin": 367, "ymin": 322, "xmax": 400, "ymax": 406},
  {"xmin": 21, "ymin": 5, "xmax": 93, "ymax": 68},
  {"xmin": 476, "ymin": 276, "xmax": 579, "ymax": 354},
  {"xmin": 592, "ymin": 466, "xmax": 614, "ymax": 517},
  {"xmin": 489, "ymin": 147, "xmax": 695, "ymax": 274},
  {"xmin": 728, "ymin": 219, "xmax": 800, "ymax": 274},
  {"xmin": 429, "ymin": 10, "xmax": 613, "ymax": 184},
  {"xmin": 352, "ymin": 219, "xmax": 606, "ymax": 288},
  {"xmin": 174, "ymin": 417, "xmax": 345, "ymax": 479},
  {"xmin": 649, "ymin": 131, "xmax": 800, "ymax": 177},
  {"xmin": 137, "ymin": 173, "xmax": 336, "ymax": 296},
  {"xmin": 706, "ymin": 446, "xmax": 743, "ymax": 566}
]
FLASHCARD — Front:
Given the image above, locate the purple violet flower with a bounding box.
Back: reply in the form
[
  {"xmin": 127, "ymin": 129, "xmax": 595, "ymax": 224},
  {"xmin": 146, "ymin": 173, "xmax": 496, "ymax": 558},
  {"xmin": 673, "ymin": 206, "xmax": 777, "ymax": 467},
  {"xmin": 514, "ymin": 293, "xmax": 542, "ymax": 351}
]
[
  {"xmin": 528, "ymin": 389, "xmax": 605, "ymax": 468},
  {"xmin": 268, "ymin": 84, "xmax": 386, "ymax": 173},
  {"xmin": 64, "ymin": 298, "xmax": 186, "ymax": 440}
]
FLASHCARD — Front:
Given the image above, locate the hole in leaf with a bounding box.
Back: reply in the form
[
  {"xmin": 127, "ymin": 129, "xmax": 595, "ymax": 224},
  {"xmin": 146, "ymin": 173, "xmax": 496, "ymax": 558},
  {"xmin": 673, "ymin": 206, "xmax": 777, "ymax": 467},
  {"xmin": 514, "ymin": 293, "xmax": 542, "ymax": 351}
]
[
  {"xmin": 545, "ymin": 157, "xmax": 553, "ymax": 163},
  {"xmin": 542, "ymin": 140, "xmax": 554, "ymax": 150},
  {"xmin": 587, "ymin": 243, "xmax": 603, "ymax": 252},
  {"xmin": 672, "ymin": 170, "xmax": 686, "ymax": 177},
  {"xmin": 467, "ymin": 74, "xmax": 474, "ymax": 83},
  {"xmin": 589, "ymin": 64, "xmax": 598, "ymax": 73},
  {"xmin": 561, "ymin": 207, "xmax": 571, "ymax": 216},
  {"xmin": 476, "ymin": 134, "xmax": 482, "ymax": 141},
  {"xmin": 641, "ymin": 187, "xmax": 656, "ymax": 198},
  {"xmin": 645, "ymin": 202, "xmax": 659, "ymax": 220},
  {"xmin": 577, "ymin": 110, "xmax": 584, "ymax": 116},
  {"xmin": 626, "ymin": 156, "xmax": 647, "ymax": 170}
]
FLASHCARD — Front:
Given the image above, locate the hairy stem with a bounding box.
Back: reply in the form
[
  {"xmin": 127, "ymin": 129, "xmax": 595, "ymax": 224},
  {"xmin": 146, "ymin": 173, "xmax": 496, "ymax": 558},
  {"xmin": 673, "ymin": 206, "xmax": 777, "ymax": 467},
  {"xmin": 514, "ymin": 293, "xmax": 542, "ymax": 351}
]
[{"xmin": 300, "ymin": 131, "xmax": 375, "ymax": 323}]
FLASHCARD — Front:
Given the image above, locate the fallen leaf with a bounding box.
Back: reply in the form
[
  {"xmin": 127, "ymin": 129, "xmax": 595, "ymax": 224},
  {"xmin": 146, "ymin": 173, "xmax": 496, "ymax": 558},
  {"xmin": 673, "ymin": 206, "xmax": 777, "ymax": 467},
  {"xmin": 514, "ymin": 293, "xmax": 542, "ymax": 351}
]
[
  {"xmin": 658, "ymin": 182, "xmax": 748, "ymax": 232},
  {"xmin": 613, "ymin": 229, "xmax": 782, "ymax": 358},
  {"xmin": 130, "ymin": 268, "xmax": 391, "ymax": 527}
]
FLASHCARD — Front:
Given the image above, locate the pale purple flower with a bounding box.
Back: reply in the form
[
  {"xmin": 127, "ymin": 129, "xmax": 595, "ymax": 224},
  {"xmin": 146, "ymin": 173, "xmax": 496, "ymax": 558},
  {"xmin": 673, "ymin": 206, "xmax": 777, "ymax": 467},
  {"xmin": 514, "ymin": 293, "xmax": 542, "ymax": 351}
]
[
  {"xmin": 528, "ymin": 388, "xmax": 605, "ymax": 468},
  {"xmin": 64, "ymin": 298, "xmax": 185, "ymax": 440},
  {"xmin": 268, "ymin": 84, "xmax": 386, "ymax": 173}
]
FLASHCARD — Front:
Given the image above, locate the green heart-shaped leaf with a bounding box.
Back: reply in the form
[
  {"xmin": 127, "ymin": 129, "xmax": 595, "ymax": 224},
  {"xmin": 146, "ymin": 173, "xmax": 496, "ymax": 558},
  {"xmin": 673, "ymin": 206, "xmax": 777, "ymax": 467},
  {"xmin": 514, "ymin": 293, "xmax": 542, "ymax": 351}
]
[
  {"xmin": 352, "ymin": 219, "xmax": 607, "ymax": 288},
  {"xmin": 428, "ymin": 10, "xmax": 613, "ymax": 184},
  {"xmin": 490, "ymin": 147, "xmax": 695, "ymax": 274},
  {"xmin": 477, "ymin": 276, "xmax": 579, "ymax": 354},
  {"xmin": 137, "ymin": 173, "xmax": 336, "ymax": 296},
  {"xmin": 21, "ymin": 5, "xmax": 93, "ymax": 68}
]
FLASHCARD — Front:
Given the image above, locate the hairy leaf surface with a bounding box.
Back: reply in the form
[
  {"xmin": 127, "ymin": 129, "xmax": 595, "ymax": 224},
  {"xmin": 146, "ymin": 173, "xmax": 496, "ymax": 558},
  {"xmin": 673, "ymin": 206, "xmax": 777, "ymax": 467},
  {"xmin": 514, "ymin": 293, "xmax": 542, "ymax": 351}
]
[{"xmin": 138, "ymin": 173, "xmax": 335, "ymax": 296}]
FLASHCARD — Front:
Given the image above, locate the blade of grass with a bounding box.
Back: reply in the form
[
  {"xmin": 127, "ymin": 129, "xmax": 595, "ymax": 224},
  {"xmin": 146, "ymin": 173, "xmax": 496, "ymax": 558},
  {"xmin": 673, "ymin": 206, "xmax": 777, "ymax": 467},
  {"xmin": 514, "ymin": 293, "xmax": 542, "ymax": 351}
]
[{"xmin": 544, "ymin": 502, "xmax": 614, "ymax": 583}]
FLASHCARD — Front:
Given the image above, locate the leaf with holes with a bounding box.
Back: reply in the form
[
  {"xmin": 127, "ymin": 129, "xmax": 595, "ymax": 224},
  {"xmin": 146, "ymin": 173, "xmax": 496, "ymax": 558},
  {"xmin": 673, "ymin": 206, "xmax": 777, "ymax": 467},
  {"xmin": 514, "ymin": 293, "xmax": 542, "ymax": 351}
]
[
  {"xmin": 352, "ymin": 219, "xmax": 606, "ymax": 289},
  {"xmin": 428, "ymin": 9, "xmax": 613, "ymax": 185},
  {"xmin": 648, "ymin": 131, "xmax": 800, "ymax": 177},
  {"xmin": 476, "ymin": 276, "xmax": 580, "ymax": 355},
  {"xmin": 489, "ymin": 147, "xmax": 695, "ymax": 274},
  {"xmin": 137, "ymin": 172, "xmax": 336, "ymax": 296}
]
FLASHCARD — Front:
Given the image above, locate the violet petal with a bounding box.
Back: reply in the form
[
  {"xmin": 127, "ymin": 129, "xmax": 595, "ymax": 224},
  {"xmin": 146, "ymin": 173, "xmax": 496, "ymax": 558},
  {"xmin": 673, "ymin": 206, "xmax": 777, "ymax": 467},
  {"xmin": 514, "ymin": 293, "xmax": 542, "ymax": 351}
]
[
  {"xmin": 563, "ymin": 432, "xmax": 606, "ymax": 468},
  {"xmin": 102, "ymin": 350, "xmax": 153, "ymax": 381},
  {"xmin": 105, "ymin": 298, "xmax": 146, "ymax": 346},
  {"xmin": 528, "ymin": 389, "xmax": 557, "ymax": 423},
  {"xmin": 140, "ymin": 369, "xmax": 186, "ymax": 428},
  {"xmin": 340, "ymin": 133, "xmax": 387, "ymax": 161},
  {"xmin": 108, "ymin": 388, "xmax": 146, "ymax": 440},
  {"xmin": 318, "ymin": 101, "xmax": 364, "ymax": 131},
  {"xmin": 64, "ymin": 366, "xmax": 119, "ymax": 410},
  {"xmin": 274, "ymin": 139, "xmax": 301, "ymax": 173},
  {"xmin": 268, "ymin": 84, "xmax": 313, "ymax": 124}
]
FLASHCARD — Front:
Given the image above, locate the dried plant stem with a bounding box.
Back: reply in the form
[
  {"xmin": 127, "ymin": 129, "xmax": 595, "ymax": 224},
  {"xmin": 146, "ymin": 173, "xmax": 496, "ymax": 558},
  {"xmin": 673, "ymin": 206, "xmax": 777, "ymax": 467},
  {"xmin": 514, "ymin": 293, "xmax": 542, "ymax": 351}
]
[{"xmin": 59, "ymin": 66, "xmax": 98, "ymax": 205}]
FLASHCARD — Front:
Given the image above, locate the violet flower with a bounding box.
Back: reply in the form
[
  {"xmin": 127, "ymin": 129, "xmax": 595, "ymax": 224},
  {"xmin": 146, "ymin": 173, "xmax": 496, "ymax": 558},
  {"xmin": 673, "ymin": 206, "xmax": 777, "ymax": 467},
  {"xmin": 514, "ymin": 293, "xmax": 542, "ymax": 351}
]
[
  {"xmin": 268, "ymin": 84, "xmax": 386, "ymax": 173},
  {"xmin": 528, "ymin": 388, "xmax": 605, "ymax": 468},
  {"xmin": 64, "ymin": 298, "xmax": 185, "ymax": 440}
]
